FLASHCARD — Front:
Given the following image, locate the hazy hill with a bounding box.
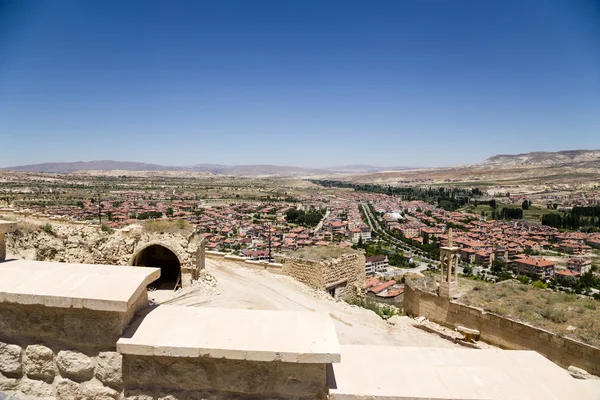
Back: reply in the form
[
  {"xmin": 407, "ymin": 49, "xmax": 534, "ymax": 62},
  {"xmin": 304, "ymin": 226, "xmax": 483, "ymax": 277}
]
[
  {"xmin": 3, "ymin": 161, "xmax": 411, "ymax": 176},
  {"xmin": 4, "ymin": 161, "xmax": 180, "ymax": 173},
  {"xmin": 323, "ymin": 165, "xmax": 414, "ymax": 173},
  {"xmin": 484, "ymin": 149, "xmax": 600, "ymax": 166}
]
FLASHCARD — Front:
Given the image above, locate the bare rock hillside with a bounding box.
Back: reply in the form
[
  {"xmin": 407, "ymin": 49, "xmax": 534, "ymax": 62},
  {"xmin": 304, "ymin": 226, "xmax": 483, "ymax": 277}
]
[{"xmin": 484, "ymin": 149, "xmax": 600, "ymax": 166}]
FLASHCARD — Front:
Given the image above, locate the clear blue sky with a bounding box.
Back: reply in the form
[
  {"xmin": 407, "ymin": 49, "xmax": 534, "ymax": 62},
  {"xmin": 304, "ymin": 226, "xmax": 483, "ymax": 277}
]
[{"xmin": 1, "ymin": 0, "xmax": 599, "ymax": 168}]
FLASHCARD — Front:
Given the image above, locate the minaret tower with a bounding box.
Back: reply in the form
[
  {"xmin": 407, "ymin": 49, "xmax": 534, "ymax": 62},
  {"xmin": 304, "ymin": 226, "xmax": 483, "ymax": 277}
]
[{"xmin": 439, "ymin": 228, "xmax": 460, "ymax": 298}]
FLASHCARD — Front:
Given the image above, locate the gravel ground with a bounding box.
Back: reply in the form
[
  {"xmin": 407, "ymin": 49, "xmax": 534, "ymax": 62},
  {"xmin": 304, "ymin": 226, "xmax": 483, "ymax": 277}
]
[{"xmin": 150, "ymin": 258, "xmax": 467, "ymax": 348}]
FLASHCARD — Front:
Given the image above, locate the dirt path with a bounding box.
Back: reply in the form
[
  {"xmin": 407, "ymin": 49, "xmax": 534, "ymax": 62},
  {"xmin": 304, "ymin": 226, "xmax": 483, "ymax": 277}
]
[{"xmin": 150, "ymin": 258, "xmax": 465, "ymax": 347}]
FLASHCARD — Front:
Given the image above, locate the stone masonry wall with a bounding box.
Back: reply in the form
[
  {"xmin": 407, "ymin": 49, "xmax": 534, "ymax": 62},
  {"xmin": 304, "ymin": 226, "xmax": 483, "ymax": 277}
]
[
  {"xmin": 403, "ymin": 282, "xmax": 600, "ymax": 376},
  {"xmin": 122, "ymin": 355, "xmax": 328, "ymax": 400},
  {"xmin": 0, "ymin": 288, "xmax": 329, "ymax": 400},
  {"xmin": 279, "ymin": 254, "xmax": 365, "ymax": 300},
  {"xmin": 323, "ymin": 253, "xmax": 365, "ymax": 300},
  {"xmin": 282, "ymin": 258, "xmax": 325, "ymax": 291},
  {"xmin": 0, "ymin": 342, "xmax": 124, "ymax": 400},
  {"xmin": 0, "ymin": 290, "xmax": 148, "ymax": 399}
]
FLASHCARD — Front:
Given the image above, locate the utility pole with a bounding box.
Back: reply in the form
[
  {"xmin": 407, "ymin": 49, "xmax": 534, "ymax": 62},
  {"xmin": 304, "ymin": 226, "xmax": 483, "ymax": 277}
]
[
  {"xmin": 98, "ymin": 194, "xmax": 102, "ymax": 226},
  {"xmin": 266, "ymin": 222, "xmax": 272, "ymax": 263}
]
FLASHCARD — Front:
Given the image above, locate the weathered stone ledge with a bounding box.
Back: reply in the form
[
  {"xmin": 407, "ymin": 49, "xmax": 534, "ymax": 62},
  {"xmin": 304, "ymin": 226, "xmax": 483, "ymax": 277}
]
[
  {"xmin": 117, "ymin": 305, "xmax": 341, "ymax": 363},
  {"xmin": 0, "ymin": 259, "xmax": 159, "ymax": 312}
]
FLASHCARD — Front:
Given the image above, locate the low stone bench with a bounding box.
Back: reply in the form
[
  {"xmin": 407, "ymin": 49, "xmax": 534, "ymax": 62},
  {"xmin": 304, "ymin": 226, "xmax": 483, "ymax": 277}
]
[
  {"xmin": 117, "ymin": 305, "xmax": 341, "ymax": 400},
  {"xmin": 457, "ymin": 325, "xmax": 480, "ymax": 342}
]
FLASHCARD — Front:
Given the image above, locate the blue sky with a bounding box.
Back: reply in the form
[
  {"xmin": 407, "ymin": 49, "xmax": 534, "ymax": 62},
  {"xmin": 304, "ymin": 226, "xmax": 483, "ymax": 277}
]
[{"xmin": 1, "ymin": 0, "xmax": 599, "ymax": 168}]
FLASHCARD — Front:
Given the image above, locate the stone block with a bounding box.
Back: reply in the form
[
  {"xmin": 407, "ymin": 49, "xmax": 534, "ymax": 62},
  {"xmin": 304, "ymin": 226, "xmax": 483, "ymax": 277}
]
[
  {"xmin": 467, "ymin": 307, "xmax": 481, "ymax": 316},
  {"xmin": 56, "ymin": 350, "xmax": 95, "ymax": 382},
  {"xmin": 23, "ymin": 344, "xmax": 57, "ymax": 381},
  {"xmin": 538, "ymin": 332, "xmax": 551, "ymax": 341},
  {"xmin": 80, "ymin": 380, "xmax": 120, "ymax": 400},
  {"xmin": 56, "ymin": 378, "xmax": 80, "ymax": 400},
  {"xmin": 95, "ymin": 351, "xmax": 123, "ymax": 389},
  {"xmin": 57, "ymin": 378, "xmax": 120, "ymax": 400},
  {"xmin": 0, "ymin": 372, "xmax": 19, "ymax": 391},
  {"xmin": 16, "ymin": 377, "xmax": 55, "ymax": 398},
  {"xmin": 0, "ymin": 342, "xmax": 23, "ymax": 377},
  {"xmin": 122, "ymin": 390, "xmax": 154, "ymax": 400}
]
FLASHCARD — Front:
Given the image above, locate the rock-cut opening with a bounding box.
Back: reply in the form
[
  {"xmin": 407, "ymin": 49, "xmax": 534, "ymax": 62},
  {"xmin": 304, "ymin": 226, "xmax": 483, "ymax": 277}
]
[{"xmin": 132, "ymin": 244, "xmax": 181, "ymax": 290}]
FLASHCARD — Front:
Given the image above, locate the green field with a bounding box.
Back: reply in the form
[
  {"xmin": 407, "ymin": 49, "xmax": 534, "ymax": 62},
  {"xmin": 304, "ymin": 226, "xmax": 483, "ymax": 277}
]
[
  {"xmin": 592, "ymin": 250, "xmax": 600, "ymax": 269},
  {"xmin": 461, "ymin": 202, "xmax": 562, "ymax": 224}
]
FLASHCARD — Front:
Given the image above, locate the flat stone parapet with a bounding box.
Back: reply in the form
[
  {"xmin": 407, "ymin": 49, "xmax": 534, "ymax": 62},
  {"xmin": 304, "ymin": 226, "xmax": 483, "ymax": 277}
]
[
  {"xmin": 118, "ymin": 305, "xmax": 341, "ymax": 363},
  {"xmin": 0, "ymin": 260, "xmax": 159, "ymax": 352},
  {"xmin": 328, "ymin": 345, "xmax": 598, "ymax": 400},
  {"xmin": 0, "ymin": 259, "xmax": 159, "ymax": 312},
  {"xmin": 118, "ymin": 305, "xmax": 339, "ymax": 399}
]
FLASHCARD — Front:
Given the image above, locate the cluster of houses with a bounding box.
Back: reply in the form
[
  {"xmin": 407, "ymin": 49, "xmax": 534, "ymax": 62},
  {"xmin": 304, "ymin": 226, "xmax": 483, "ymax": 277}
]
[
  {"xmin": 8, "ymin": 188, "xmax": 599, "ymax": 287},
  {"xmin": 364, "ymin": 276, "xmax": 404, "ymax": 301},
  {"xmin": 363, "ymin": 196, "xmax": 599, "ymax": 282}
]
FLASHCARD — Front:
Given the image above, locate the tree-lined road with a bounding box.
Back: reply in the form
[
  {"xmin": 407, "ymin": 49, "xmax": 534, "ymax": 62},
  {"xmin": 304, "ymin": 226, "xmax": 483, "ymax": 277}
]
[{"xmin": 359, "ymin": 203, "xmax": 439, "ymax": 272}]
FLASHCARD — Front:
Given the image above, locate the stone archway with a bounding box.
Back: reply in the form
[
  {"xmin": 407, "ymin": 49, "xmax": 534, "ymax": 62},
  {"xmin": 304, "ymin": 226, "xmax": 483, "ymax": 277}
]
[{"xmin": 131, "ymin": 243, "xmax": 182, "ymax": 290}]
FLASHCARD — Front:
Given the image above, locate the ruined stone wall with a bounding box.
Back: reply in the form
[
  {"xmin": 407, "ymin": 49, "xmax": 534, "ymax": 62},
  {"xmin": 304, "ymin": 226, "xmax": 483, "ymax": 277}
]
[
  {"xmin": 281, "ymin": 258, "xmax": 325, "ymax": 291},
  {"xmin": 281, "ymin": 254, "xmax": 365, "ymax": 300},
  {"xmin": 403, "ymin": 282, "xmax": 600, "ymax": 376},
  {"xmin": 4, "ymin": 218, "xmax": 205, "ymax": 287},
  {"xmin": 323, "ymin": 253, "xmax": 365, "ymax": 299}
]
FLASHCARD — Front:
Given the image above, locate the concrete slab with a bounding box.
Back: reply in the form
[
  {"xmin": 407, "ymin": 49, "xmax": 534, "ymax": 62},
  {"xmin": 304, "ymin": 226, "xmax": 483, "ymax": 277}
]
[
  {"xmin": 0, "ymin": 220, "xmax": 17, "ymax": 233},
  {"xmin": 117, "ymin": 304, "xmax": 341, "ymax": 363},
  {"xmin": 328, "ymin": 345, "xmax": 600, "ymax": 400},
  {"xmin": 0, "ymin": 259, "xmax": 160, "ymax": 312}
]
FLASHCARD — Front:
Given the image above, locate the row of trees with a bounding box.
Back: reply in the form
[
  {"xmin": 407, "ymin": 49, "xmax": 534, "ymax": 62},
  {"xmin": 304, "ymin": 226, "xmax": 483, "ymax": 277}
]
[
  {"xmin": 499, "ymin": 208, "xmax": 523, "ymax": 219},
  {"xmin": 542, "ymin": 206, "xmax": 600, "ymax": 230},
  {"xmin": 131, "ymin": 211, "xmax": 163, "ymax": 220},
  {"xmin": 285, "ymin": 207, "xmax": 326, "ymax": 227},
  {"xmin": 311, "ymin": 180, "xmax": 483, "ymax": 211}
]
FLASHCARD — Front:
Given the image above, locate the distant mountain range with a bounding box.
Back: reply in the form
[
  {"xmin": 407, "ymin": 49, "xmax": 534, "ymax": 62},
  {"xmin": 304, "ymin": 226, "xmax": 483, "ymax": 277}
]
[
  {"xmin": 483, "ymin": 149, "xmax": 600, "ymax": 166},
  {"xmin": 2, "ymin": 160, "xmax": 414, "ymax": 176},
  {"xmin": 5, "ymin": 149, "xmax": 599, "ymax": 176}
]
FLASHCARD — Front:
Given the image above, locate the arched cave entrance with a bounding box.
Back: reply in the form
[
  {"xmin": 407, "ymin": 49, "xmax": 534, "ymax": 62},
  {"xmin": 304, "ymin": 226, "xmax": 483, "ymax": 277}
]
[{"xmin": 132, "ymin": 245, "xmax": 182, "ymax": 290}]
